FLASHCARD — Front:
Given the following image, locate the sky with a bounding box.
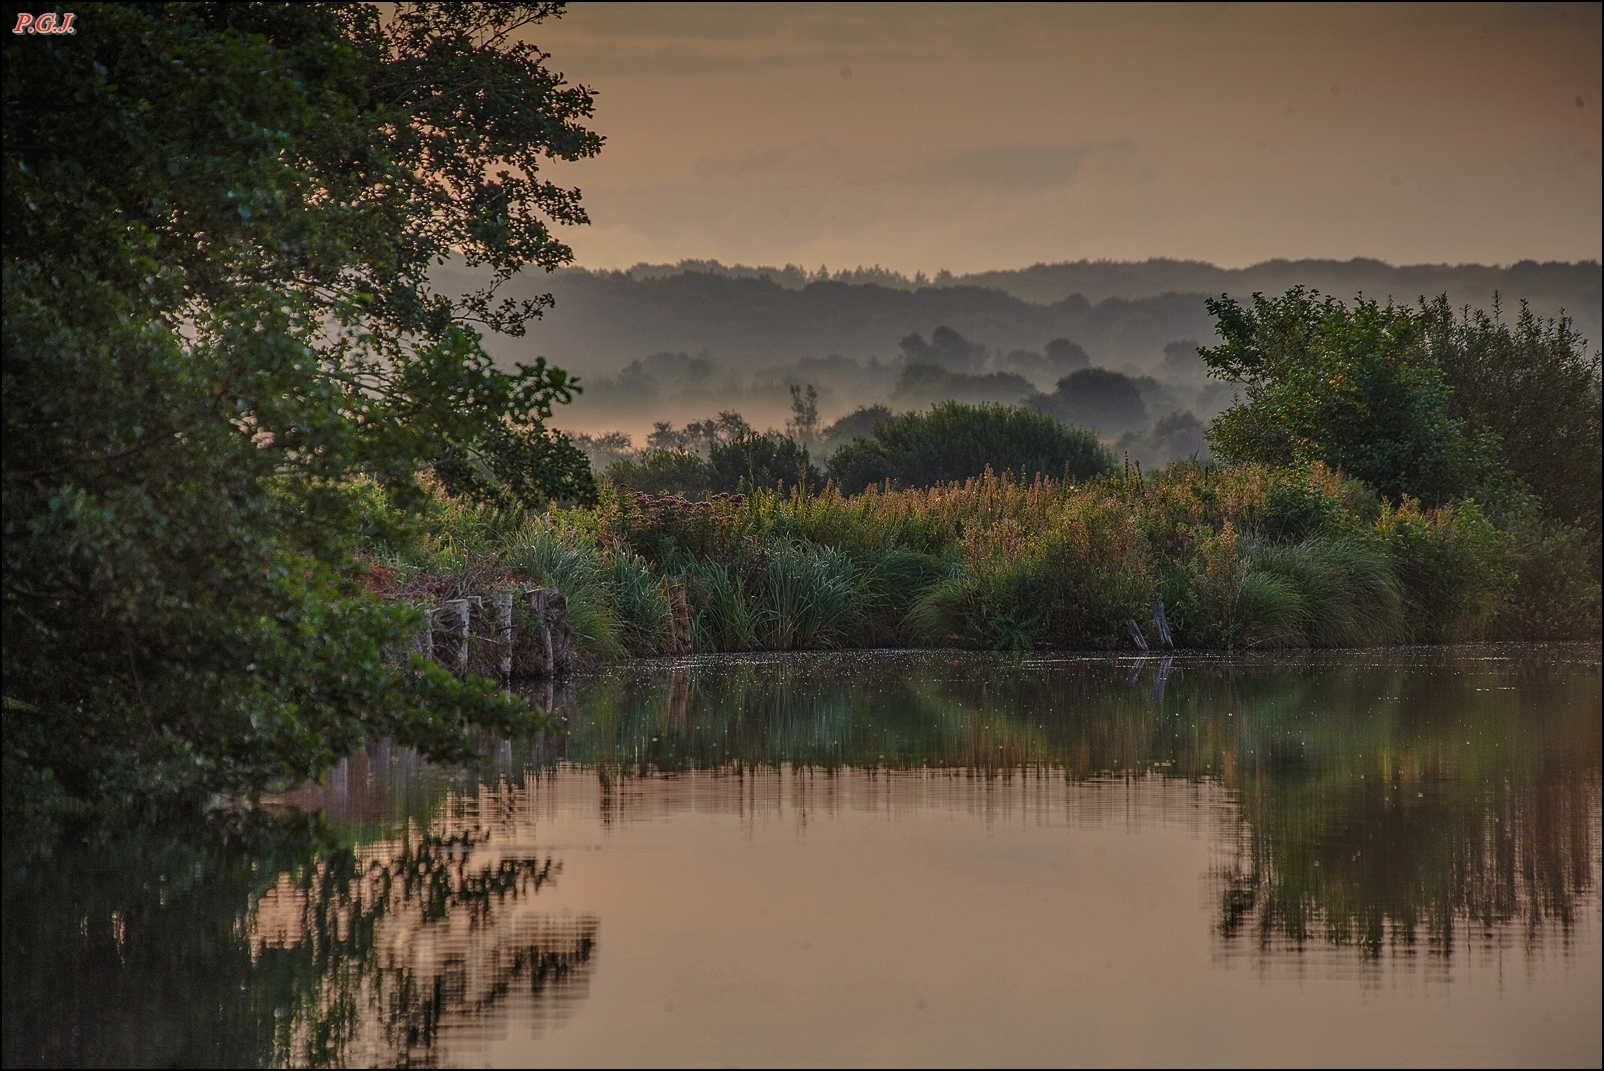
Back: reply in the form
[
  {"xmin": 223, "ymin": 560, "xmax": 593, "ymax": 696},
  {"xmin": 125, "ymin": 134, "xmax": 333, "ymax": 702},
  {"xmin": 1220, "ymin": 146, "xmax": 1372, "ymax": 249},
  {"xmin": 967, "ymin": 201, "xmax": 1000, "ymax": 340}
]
[{"xmin": 525, "ymin": 2, "xmax": 1603, "ymax": 274}]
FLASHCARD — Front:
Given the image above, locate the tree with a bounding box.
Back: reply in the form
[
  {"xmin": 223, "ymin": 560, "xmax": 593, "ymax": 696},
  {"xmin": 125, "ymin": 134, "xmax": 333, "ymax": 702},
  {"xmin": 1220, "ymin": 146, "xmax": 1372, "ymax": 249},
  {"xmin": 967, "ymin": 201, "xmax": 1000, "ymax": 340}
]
[
  {"xmin": 1426, "ymin": 297, "xmax": 1602, "ymax": 541},
  {"xmin": 2, "ymin": 3, "xmax": 602, "ymax": 820},
  {"xmin": 898, "ymin": 326, "xmax": 990, "ymax": 372},
  {"xmin": 1038, "ymin": 368, "xmax": 1148, "ymax": 435},
  {"xmin": 828, "ymin": 402, "xmax": 1113, "ymax": 495},
  {"xmin": 786, "ymin": 384, "xmax": 821, "ymax": 444},
  {"xmin": 1201, "ymin": 289, "xmax": 1495, "ymax": 506}
]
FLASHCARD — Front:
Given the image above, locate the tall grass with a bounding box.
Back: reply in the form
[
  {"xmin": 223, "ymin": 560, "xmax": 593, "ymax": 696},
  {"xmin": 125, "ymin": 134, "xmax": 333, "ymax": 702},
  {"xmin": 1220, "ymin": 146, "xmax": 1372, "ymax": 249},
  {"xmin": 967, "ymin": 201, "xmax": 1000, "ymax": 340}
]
[
  {"xmin": 1251, "ymin": 539, "xmax": 1404, "ymax": 646},
  {"xmin": 360, "ymin": 459, "xmax": 1567, "ymax": 660}
]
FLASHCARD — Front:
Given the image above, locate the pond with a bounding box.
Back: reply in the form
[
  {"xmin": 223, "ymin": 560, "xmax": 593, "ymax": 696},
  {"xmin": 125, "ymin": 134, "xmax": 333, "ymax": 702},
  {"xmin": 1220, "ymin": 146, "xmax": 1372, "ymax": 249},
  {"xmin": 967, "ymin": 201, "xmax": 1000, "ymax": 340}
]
[{"xmin": 4, "ymin": 647, "xmax": 1600, "ymax": 1067}]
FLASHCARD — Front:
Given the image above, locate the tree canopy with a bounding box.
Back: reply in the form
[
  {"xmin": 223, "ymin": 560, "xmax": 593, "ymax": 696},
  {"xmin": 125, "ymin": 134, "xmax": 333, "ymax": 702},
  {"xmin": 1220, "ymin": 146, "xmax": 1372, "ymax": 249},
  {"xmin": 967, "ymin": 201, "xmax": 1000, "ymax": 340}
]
[
  {"xmin": 2, "ymin": 3, "xmax": 602, "ymax": 820},
  {"xmin": 1201, "ymin": 289, "xmax": 1497, "ymax": 507},
  {"xmin": 828, "ymin": 401, "xmax": 1113, "ymax": 495}
]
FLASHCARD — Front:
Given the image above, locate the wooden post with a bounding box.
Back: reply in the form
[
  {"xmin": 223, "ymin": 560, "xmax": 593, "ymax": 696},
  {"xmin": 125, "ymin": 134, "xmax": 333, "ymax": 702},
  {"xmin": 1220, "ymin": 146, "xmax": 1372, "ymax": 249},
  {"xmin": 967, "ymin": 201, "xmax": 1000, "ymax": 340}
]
[
  {"xmin": 1127, "ymin": 618, "xmax": 1149, "ymax": 651},
  {"xmin": 526, "ymin": 586, "xmax": 554, "ymax": 676},
  {"xmin": 495, "ymin": 590, "xmax": 514, "ymax": 677},
  {"xmin": 1150, "ymin": 598, "xmax": 1174, "ymax": 649},
  {"xmin": 420, "ymin": 607, "xmax": 435, "ymax": 661},
  {"xmin": 663, "ymin": 579, "xmax": 691, "ymax": 654},
  {"xmin": 449, "ymin": 598, "xmax": 472, "ymax": 673}
]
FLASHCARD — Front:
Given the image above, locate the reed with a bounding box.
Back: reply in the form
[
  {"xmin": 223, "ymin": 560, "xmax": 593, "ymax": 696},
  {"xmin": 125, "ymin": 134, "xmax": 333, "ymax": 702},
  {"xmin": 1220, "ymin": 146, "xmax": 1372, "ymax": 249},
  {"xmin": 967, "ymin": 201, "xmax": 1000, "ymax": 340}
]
[{"xmin": 363, "ymin": 458, "xmax": 1567, "ymax": 660}]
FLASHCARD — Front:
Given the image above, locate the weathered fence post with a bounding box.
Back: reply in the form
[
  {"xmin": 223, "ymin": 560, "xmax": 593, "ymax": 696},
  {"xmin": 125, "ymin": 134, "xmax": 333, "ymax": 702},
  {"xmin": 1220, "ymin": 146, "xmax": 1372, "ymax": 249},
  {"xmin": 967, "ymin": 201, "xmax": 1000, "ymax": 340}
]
[
  {"xmin": 495, "ymin": 590, "xmax": 515, "ymax": 678},
  {"xmin": 1127, "ymin": 619, "xmax": 1149, "ymax": 651},
  {"xmin": 420, "ymin": 606, "xmax": 436, "ymax": 661},
  {"xmin": 525, "ymin": 586, "xmax": 555, "ymax": 676},
  {"xmin": 447, "ymin": 598, "xmax": 473, "ymax": 673},
  {"xmin": 1150, "ymin": 598, "xmax": 1174, "ymax": 650}
]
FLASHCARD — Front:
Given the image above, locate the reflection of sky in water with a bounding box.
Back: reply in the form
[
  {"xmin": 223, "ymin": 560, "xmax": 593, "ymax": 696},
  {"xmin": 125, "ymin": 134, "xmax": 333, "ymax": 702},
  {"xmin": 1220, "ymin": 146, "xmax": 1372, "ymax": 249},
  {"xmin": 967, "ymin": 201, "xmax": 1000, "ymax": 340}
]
[{"xmin": 4, "ymin": 648, "xmax": 1599, "ymax": 1067}]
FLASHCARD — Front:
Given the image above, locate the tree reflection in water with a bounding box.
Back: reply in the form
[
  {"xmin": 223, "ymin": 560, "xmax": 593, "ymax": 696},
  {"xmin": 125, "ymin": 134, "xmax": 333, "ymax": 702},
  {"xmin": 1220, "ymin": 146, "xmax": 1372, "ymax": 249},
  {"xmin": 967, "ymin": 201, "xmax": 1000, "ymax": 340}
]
[
  {"xmin": 3, "ymin": 648, "xmax": 1597, "ymax": 1068},
  {"xmin": 2, "ymin": 805, "xmax": 594, "ymax": 1068},
  {"xmin": 553, "ymin": 649, "xmax": 1600, "ymax": 962}
]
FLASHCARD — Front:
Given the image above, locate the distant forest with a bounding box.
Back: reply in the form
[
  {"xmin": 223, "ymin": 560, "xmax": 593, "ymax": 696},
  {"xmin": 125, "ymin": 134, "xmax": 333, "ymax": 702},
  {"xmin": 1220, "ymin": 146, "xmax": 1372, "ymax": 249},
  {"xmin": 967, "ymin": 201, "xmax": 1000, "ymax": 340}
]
[{"xmin": 437, "ymin": 257, "xmax": 1603, "ymax": 441}]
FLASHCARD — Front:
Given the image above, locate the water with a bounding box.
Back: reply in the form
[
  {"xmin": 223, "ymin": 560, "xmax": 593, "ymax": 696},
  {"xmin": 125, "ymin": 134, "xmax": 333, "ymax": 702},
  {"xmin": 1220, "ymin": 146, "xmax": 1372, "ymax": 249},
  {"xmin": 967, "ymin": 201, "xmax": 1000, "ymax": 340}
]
[{"xmin": 4, "ymin": 647, "xmax": 1600, "ymax": 1067}]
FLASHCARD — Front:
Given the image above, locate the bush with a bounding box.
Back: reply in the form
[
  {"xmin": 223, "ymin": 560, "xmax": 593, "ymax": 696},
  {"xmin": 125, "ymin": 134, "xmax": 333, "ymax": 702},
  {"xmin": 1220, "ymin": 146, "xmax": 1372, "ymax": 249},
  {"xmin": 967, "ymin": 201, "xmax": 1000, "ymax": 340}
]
[
  {"xmin": 1372, "ymin": 498, "xmax": 1512, "ymax": 642},
  {"xmin": 708, "ymin": 432, "xmax": 821, "ymax": 495},
  {"xmin": 1494, "ymin": 516, "xmax": 1602, "ymax": 640},
  {"xmin": 1202, "ymin": 289, "xmax": 1499, "ymax": 506},
  {"xmin": 1429, "ymin": 297, "xmax": 1603, "ymax": 545},
  {"xmin": 827, "ymin": 401, "xmax": 1114, "ymax": 494},
  {"xmin": 604, "ymin": 450, "xmax": 714, "ymax": 499}
]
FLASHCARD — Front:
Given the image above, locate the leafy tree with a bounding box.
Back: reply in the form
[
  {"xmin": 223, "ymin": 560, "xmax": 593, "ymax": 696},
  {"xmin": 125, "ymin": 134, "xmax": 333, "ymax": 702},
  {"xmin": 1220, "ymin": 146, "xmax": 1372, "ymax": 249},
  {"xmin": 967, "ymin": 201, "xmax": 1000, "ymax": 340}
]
[
  {"xmin": 828, "ymin": 402, "xmax": 1113, "ymax": 494},
  {"xmin": 821, "ymin": 405, "xmax": 892, "ymax": 452},
  {"xmin": 898, "ymin": 326, "xmax": 990, "ymax": 372},
  {"xmin": 1201, "ymin": 289, "xmax": 1496, "ymax": 506},
  {"xmin": 2, "ymin": 3, "xmax": 602, "ymax": 820},
  {"xmin": 1425, "ymin": 297, "xmax": 1603, "ymax": 541},
  {"xmin": 1037, "ymin": 368, "xmax": 1148, "ymax": 435}
]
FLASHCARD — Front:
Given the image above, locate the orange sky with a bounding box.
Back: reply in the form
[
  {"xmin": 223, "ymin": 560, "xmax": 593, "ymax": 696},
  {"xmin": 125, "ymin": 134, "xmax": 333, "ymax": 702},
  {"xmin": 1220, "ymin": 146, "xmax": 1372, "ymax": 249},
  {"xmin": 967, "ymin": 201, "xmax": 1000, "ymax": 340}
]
[{"xmin": 527, "ymin": 2, "xmax": 1602, "ymax": 273}]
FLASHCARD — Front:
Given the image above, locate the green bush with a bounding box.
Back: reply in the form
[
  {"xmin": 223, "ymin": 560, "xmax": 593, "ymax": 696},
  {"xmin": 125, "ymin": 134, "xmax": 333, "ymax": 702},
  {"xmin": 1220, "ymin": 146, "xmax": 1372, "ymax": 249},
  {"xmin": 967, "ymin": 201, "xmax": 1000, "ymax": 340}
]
[
  {"xmin": 1373, "ymin": 499, "xmax": 1512, "ymax": 642},
  {"xmin": 709, "ymin": 433, "xmax": 821, "ymax": 495},
  {"xmin": 605, "ymin": 450, "xmax": 714, "ymax": 499},
  {"xmin": 827, "ymin": 401, "xmax": 1113, "ymax": 494},
  {"xmin": 1494, "ymin": 516, "xmax": 1603, "ymax": 640},
  {"xmin": 1429, "ymin": 297, "xmax": 1603, "ymax": 546},
  {"xmin": 1203, "ymin": 289, "xmax": 1498, "ymax": 507}
]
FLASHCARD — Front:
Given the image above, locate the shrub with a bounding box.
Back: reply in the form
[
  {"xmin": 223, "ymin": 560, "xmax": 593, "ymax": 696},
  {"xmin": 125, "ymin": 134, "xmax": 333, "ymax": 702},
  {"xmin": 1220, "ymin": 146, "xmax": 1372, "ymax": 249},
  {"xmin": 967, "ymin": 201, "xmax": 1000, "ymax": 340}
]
[
  {"xmin": 1429, "ymin": 297, "xmax": 1603, "ymax": 546},
  {"xmin": 1372, "ymin": 498, "xmax": 1512, "ymax": 641},
  {"xmin": 1494, "ymin": 516, "xmax": 1603, "ymax": 640},
  {"xmin": 605, "ymin": 450, "xmax": 714, "ymax": 499},
  {"xmin": 708, "ymin": 432, "xmax": 821, "ymax": 495},
  {"xmin": 1202, "ymin": 289, "xmax": 1498, "ymax": 507},
  {"xmin": 827, "ymin": 401, "xmax": 1113, "ymax": 494}
]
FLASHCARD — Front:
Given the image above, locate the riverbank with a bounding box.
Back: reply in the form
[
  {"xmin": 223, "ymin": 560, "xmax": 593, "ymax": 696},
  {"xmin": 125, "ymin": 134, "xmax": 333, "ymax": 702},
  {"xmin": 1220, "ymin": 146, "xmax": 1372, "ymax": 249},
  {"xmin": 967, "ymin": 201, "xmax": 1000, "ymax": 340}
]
[{"xmin": 357, "ymin": 462, "xmax": 1600, "ymax": 668}]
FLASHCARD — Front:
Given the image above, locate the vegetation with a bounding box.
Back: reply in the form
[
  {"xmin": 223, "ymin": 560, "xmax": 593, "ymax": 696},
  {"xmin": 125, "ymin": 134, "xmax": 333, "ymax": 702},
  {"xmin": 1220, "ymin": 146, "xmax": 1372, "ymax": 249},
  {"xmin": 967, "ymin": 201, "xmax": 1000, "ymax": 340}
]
[
  {"xmin": 1035, "ymin": 367, "xmax": 1150, "ymax": 434},
  {"xmin": 2, "ymin": 3, "xmax": 600, "ymax": 821},
  {"xmin": 828, "ymin": 401, "xmax": 1113, "ymax": 494},
  {"xmin": 363, "ymin": 457, "xmax": 1565, "ymax": 664}
]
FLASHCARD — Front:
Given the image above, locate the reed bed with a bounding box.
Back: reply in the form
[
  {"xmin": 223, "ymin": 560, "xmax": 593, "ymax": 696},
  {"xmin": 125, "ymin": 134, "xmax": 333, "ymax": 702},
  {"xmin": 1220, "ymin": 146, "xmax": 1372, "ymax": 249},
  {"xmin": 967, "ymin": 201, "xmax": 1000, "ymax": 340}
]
[{"xmin": 362, "ymin": 460, "xmax": 1595, "ymax": 661}]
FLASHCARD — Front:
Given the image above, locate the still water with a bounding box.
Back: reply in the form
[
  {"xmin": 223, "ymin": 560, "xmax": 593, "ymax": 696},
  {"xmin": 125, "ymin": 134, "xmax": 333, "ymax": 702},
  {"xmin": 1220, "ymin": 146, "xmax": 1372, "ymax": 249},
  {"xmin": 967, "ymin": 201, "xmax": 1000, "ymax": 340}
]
[{"xmin": 4, "ymin": 647, "xmax": 1600, "ymax": 1067}]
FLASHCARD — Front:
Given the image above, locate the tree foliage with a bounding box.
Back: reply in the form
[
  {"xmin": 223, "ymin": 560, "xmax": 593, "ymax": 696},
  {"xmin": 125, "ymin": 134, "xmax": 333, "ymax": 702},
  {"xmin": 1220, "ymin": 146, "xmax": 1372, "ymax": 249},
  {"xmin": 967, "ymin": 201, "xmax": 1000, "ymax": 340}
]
[
  {"xmin": 1426, "ymin": 297, "xmax": 1603, "ymax": 541},
  {"xmin": 1201, "ymin": 289, "xmax": 1498, "ymax": 507},
  {"xmin": 828, "ymin": 401, "xmax": 1114, "ymax": 495},
  {"xmin": 2, "ymin": 3, "xmax": 601, "ymax": 820}
]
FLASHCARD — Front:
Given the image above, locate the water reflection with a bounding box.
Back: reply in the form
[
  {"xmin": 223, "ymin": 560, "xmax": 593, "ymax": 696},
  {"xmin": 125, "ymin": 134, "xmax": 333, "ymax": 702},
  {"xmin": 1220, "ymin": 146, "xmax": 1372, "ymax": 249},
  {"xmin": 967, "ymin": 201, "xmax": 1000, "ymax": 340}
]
[
  {"xmin": 546, "ymin": 649, "xmax": 1598, "ymax": 964},
  {"xmin": 2, "ymin": 647, "xmax": 1597, "ymax": 1067},
  {"xmin": 2, "ymin": 802, "xmax": 592, "ymax": 1068}
]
